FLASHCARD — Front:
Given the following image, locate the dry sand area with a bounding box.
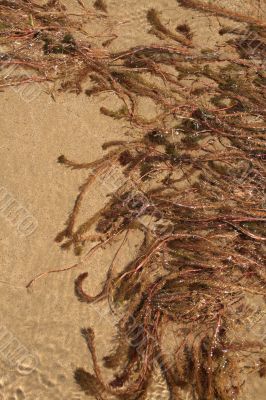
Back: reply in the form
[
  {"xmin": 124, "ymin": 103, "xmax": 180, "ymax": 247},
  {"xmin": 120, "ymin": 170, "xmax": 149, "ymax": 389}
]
[{"xmin": 0, "ymin": 0, "xmax": 265, "ymax": 399}]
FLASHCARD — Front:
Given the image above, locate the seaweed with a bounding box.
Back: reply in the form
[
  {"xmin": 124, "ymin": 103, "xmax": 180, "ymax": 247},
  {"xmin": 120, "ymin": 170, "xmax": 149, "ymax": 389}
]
[
  {"xmin": 147, "ymin": 9, "xmax": 192, "ymax": 47},
  {"xmin": 94, "ymin": 0, "xmax": 108, "ymax": 13},
  {"xmin": 176, "ymin": 23, "xmax": 192, "ymax": 40},
  {"xmin": 176, "ymin": 0, "xmax": 266, "ymax": 28},
  {"xmin": 3, "ymin": 1, "xmax": 264, "ymax": 399},
  {"xmin": 43, "ymin": 117, "xmax": 265, "ymax": 399}
]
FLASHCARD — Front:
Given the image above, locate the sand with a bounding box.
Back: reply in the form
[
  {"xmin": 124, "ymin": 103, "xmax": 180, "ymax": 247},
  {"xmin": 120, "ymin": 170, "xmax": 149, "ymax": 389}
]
[{"xmin": 0, "ymin": 1, "xmax": 265, "ymax": 399}]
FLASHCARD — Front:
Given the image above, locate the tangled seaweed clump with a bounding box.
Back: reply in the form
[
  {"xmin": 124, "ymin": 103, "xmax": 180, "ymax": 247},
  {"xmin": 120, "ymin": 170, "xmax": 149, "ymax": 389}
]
[
  {"xmin": 54, "ymin": 124, "xmax": 265, "ymax": 399},
  {"xmin": 2, "ymin": 1, "xmax": 265, "ymax": 399}
]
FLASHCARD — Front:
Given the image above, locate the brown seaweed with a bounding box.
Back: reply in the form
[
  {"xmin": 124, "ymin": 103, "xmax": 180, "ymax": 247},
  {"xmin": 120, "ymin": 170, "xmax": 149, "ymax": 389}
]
[
  {"xmin": 3, "ymin": 1, "xmax": 264, "ymax": 399},
  {"xmin": 176, "ymin": 0, "xmax": 266, "ymax": 28},
  {"xmin": 147, "ymin": 8, "xmax": 193, "ymax": 47}
]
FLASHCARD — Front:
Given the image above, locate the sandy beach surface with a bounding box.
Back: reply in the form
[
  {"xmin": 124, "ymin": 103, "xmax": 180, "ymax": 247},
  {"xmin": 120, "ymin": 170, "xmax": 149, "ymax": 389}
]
[{"xmin": 0, "ymin": 1, "xmax": 265, "ymax": 399}]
